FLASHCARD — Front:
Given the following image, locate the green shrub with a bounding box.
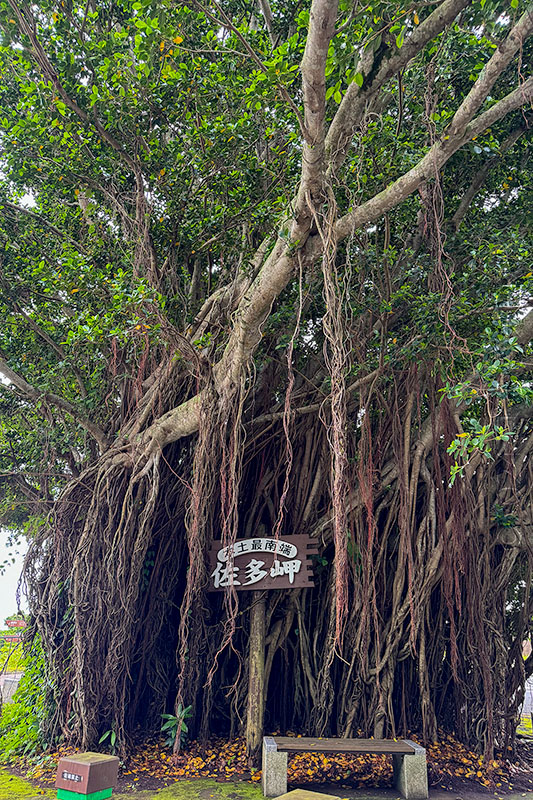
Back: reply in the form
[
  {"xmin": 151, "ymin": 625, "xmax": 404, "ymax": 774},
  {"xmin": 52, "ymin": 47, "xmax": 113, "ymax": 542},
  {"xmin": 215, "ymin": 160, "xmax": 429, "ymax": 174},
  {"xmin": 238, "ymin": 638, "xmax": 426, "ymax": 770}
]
[
  {"xmin": 0, "ymin": 635, "xmax": 25, "ymax": 674},
  {"xmin": 0, "ymin": 637, "xmax": 49, "ymax": 762}
]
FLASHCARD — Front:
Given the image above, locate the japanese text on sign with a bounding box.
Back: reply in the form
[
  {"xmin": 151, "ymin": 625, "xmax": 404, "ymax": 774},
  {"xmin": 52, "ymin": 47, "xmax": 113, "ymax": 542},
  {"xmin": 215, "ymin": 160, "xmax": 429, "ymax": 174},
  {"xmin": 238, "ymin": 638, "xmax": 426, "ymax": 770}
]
[
  {"xmin": 212, "ymin": 557, "xmax": 302, "ymax": 588},
  {"xmin": 217, "ymin": 537, "xmax": 297, "ymax": 562},
  {"xmin": 207, "ymin": 536, "xmax": 316, "ymax": 591},
  {"xmin": 62, "ymin": 772, "xmax": 83, "ymax": 783}
]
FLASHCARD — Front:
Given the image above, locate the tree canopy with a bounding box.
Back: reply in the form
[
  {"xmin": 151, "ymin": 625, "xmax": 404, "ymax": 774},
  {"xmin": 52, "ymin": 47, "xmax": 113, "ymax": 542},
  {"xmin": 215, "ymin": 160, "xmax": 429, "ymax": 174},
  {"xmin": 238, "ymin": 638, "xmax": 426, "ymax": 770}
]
[{"xmin": 0, "ymin": 0, "xmax": 532, "ymax": 762}]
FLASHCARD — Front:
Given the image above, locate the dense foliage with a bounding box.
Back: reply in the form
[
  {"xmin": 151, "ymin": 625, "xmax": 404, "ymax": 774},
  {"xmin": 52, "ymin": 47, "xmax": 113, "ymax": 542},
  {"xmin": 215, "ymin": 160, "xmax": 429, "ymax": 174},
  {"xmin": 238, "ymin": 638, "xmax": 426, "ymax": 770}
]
[
  {"xmin": 0, "ymin": 637, "xmax": 47, "ymax": 761},
  {"xmin": 0, "ymin": 0, "xmax": 532, "ymax": 762}
]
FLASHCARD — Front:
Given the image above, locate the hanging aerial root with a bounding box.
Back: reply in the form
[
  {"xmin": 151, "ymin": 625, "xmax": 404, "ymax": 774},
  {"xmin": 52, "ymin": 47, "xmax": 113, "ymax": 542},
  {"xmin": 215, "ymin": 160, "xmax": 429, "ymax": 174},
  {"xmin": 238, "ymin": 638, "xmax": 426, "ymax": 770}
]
[{"xmin": 308, "ymin": 186, "xmax": 350, "ymax": 647}]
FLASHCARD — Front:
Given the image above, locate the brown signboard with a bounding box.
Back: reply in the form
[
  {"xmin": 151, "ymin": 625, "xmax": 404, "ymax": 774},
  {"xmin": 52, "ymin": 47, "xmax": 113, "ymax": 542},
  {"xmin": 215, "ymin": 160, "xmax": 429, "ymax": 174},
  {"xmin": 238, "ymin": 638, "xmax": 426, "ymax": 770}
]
[{"xmin": 207, "ymin": 535, "xmax": 317, "ymax": 591}]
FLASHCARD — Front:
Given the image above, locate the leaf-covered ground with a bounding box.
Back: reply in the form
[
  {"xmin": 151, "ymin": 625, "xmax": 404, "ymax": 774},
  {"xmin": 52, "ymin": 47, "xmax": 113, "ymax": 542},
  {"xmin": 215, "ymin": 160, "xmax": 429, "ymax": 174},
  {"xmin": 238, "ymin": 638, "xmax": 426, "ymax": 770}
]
[{"xmin": 12, "ymin": 732, "xmax": 533, "ymax": 797}]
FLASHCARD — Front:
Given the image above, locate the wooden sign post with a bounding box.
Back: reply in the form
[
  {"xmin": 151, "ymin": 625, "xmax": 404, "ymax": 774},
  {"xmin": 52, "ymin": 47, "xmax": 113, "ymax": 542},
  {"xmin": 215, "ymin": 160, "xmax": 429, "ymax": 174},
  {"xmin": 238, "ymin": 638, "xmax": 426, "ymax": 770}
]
[{"xmin": 207, "ymin": 535, "xmax": 317, "ymax": 765}]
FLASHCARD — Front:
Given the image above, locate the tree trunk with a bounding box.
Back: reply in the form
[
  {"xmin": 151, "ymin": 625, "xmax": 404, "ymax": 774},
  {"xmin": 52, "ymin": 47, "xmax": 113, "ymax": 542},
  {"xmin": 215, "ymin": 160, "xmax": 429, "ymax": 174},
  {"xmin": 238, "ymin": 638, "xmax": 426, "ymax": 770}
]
[{"xmin": 246, "ymin": 592, "xmax": 266, "ymax": 766}]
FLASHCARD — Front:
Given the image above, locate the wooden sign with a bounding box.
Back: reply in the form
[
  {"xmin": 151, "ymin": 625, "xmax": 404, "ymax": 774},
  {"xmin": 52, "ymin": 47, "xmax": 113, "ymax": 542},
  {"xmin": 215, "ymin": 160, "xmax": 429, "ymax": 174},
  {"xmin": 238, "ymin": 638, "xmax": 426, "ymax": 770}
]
[{"xmin": 207, "ymin": 535, "xmax": 317, "ymax": 591}]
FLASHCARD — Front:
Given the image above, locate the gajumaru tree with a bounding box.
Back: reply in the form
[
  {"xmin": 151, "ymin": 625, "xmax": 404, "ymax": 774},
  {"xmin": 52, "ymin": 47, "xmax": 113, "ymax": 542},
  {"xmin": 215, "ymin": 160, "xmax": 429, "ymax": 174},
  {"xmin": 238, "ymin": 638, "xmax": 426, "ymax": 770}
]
[{"xmin": 0, "ymin": 0, "xmax": 532, "ymax": 760}]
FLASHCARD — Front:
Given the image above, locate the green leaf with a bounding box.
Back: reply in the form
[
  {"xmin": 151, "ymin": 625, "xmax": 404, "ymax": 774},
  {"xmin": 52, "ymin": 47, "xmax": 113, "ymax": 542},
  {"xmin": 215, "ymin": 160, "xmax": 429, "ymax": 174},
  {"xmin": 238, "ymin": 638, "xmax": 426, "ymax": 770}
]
[{"xmin": 354, "ymin": 72, "xmax": 364, "ymax": 88}]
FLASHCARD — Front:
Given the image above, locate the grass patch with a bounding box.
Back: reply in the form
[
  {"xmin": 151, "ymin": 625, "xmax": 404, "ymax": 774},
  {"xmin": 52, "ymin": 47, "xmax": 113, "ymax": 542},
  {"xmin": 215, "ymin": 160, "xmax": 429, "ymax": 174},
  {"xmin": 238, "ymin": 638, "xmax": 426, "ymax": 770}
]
[
  {"xmin": 155, "ymin": 779, "xmax": 263, "ymax": 800},
  {"xmin": 114, "ymin": 779, "xmax": 264, "ymax": 800},
  {"xmin": 0, "ymin": 771, "xmax": 264, "ymax": 800},
  {"xmin": 0, "ymin": 767, "xmax": 54, "ymax": 799}
]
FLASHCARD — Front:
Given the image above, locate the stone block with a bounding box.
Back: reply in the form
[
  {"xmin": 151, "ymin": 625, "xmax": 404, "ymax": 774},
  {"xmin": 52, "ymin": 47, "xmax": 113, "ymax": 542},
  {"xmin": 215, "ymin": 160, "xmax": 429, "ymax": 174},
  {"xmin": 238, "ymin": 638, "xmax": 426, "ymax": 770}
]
[
  {"xmin": 392, "ymin": 740, "xmax": 428, "ymax": 800},
  {"xmin": 262, "ymin": 737, "xmax": 288, "ymax": 797},
  {"xmin": 273, "ymin": 791, "xmax": 341, "ymax": 800}
]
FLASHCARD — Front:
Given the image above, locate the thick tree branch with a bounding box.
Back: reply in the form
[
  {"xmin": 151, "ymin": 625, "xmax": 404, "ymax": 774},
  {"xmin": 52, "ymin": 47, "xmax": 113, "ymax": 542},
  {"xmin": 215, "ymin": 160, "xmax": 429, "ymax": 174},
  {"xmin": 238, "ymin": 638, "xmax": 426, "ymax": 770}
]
[
  {"xmin": 336, "ymin": 78, "xmax": 533, "ymax": 240},
  {"xmin": 325, "ymin": 0, "xmax": 471, "ymax": 174},
  {"xmin": 248, "ymin": 367, "xmax": 382, "ymax": 428},
  {"xmin": 132, "ymin": 71, "xmax": 532, "ymax": 455},
  {"xmin": 115, "ymin": 5, "xmax": 532, "ymax": 458},
  {"xmin": 256, "ymin": 0, "xmax": 276, "ymax": 48},
  {"xmin": 0, "ymin": 358, "xmax": 108, "ymax": 450},
  {"xmin": 448, "ymin": 7, "xmax": 533, "ymax": 138},
  {"xmin": 296, "ymin": 0, "xmax": 339, "ymax": 206},
  {"xmin": 135, "ymin": 393, "xmax": 202, "ymax": 452}
]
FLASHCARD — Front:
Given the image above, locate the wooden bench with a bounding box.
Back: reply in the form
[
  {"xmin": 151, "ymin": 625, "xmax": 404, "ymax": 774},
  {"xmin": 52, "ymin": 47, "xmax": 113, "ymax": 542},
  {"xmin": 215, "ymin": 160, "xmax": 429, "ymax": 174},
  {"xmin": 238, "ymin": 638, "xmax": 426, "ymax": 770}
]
[{"xmin": 262, "ymin": 736, "xmax": 428, "ymax": 800}]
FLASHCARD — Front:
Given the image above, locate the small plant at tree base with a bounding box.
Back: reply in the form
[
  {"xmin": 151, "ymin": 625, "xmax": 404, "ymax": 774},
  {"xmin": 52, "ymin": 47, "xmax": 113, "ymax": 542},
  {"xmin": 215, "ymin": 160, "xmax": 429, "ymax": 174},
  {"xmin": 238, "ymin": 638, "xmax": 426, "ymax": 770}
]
[
  {"xmin": 98, "ymin": 727, "xmax": 117, "ymax": 754},
  {"xmin": 161, "ymin": 703, "xmax": 192, "ymax": 753}
]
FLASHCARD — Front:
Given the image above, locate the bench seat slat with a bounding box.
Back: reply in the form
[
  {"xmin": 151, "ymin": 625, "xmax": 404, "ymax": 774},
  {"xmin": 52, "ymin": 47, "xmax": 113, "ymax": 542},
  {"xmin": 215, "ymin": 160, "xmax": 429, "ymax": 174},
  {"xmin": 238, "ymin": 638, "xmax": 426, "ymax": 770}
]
[{"xmin": 273, "ymin": 737, "xmax": 415, "ymax": 755}]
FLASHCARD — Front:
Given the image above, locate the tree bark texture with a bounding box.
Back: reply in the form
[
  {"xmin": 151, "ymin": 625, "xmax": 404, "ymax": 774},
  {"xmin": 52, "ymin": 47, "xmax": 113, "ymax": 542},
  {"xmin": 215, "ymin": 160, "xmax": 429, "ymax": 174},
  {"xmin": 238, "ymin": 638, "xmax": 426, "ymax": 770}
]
[{"xmin": 246, "ymin": 593, "xmax": 266, "ymax": 766}]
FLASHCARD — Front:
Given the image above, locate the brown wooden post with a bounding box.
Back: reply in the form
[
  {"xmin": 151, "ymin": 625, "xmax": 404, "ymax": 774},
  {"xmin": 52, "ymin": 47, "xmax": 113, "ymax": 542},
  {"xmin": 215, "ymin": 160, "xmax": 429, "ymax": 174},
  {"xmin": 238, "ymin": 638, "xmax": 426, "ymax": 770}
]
[{"xmin": 246, "ymin": 591, "xmax": 266, "ymax": 766}]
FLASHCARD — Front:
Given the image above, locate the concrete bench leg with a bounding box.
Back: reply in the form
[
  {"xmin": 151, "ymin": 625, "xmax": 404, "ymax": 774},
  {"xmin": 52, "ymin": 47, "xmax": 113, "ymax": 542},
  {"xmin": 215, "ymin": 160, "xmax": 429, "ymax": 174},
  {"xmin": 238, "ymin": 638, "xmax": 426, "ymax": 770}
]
[
  {"xmin": 392, "ymin": 741, "xmax": 428, "ymax": 800},
  {"xmin": 262, "ymin": 736, "xmax": 288, "ymax": 797}
]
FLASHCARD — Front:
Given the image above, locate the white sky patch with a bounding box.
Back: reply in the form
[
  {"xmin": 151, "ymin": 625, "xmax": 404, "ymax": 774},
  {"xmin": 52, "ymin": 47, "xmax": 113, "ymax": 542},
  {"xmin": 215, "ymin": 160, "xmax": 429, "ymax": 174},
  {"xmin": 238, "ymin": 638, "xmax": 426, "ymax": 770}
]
[
  {"xmin": 483, "ymin": 194, "xmax": 501, "ymax": 211},
  {"xmin": 0, "ymin": 532, "xmax": 28, "ymax": 620},
  {"xmin": 19, "ymin": 192, "xmax": 37, "ymax": 209},
  {"xmin": 302, "ymin": 318, "xmax": 320, "ymax": 350}
]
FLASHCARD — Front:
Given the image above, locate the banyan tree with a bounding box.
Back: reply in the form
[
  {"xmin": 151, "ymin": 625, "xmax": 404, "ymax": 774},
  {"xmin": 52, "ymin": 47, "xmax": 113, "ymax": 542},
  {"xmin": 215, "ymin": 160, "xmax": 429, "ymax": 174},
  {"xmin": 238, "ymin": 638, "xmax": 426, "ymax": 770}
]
[{"xmin": 0, "ymin": 0, "xmax": 532, "ymax": 763}]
